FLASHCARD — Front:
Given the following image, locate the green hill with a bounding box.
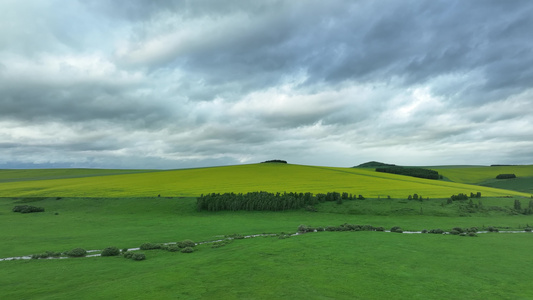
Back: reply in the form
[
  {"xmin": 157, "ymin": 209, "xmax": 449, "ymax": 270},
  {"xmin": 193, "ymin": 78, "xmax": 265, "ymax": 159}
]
[
  {"xmin": 0, "ymin": 163, "xmax": 529, "ymax": 198},
  {"xmin": 430, "ymin": 165, "xmax": 533, "ymax": 194}
]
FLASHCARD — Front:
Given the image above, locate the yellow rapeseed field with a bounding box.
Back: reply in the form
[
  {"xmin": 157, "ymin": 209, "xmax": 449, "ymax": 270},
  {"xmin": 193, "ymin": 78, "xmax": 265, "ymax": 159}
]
[{"xmin": 0, "ymin": 163, "xmax": 529, "ymax": 198}]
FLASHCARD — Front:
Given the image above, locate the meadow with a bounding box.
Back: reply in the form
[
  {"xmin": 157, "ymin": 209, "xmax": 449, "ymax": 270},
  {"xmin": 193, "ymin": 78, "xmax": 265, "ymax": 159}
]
[{"xmin": 1, "ymin": 163, "xmax": 532, "ymax": 299}]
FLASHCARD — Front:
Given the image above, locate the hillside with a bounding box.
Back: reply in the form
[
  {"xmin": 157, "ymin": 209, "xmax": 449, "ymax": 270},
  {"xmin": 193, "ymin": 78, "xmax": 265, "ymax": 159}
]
[
  {"xmin": 430, "ymin": 165, "xmax": 533, "ymax": 194},
  {"xmin": 0, "ymin": 164, "xmax": 529, "ymax": 198}
]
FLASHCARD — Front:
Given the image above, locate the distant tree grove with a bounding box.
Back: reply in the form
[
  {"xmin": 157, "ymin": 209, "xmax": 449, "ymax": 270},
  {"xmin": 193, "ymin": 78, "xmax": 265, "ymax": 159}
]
[
  {"xmin": 196, "ymin": 191, "xmax": 364, "ymax": 212},
  {"xmin": 375, "ymin": 166, "xmax": 441, "ymax": 180},
  {"xmin": 496, "ymin": 174, "xmax": 516, "ymax": 179}
]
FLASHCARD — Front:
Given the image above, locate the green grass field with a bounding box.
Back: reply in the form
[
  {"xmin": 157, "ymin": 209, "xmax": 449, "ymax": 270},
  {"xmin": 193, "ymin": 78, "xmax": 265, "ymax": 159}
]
[
  {"xmin": 3, "ymin": 232, "xmax": 533, "ymax": 299},
  {"xmin": 1, "ymin": 164, "xmax": 533, "ymax": 299},
  {"xmin": 432, "ymin": 165, "xmax": 533, "ymax": 184}
]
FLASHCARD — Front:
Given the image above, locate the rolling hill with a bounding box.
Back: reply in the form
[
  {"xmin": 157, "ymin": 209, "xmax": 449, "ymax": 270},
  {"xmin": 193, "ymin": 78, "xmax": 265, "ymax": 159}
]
[{"xmin": 0, "ymin": 163, "xmax": 530, "ymax": 198}]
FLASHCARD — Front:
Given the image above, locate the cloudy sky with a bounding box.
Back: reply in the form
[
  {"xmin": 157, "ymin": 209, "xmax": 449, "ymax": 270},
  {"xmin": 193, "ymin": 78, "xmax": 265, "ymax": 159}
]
[{"xmin": 1, "ymin": 0, "xmax": 532, "ymax": 169}]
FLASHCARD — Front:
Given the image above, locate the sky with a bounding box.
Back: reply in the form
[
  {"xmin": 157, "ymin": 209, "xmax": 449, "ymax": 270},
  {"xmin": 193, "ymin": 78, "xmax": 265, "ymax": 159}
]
[{"xmin": 1, "ymin": 0, "xmax": 532, "ymax": 169}]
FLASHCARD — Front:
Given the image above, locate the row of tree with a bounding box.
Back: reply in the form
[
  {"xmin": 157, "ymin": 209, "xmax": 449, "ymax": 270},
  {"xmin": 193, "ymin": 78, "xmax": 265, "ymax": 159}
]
[
  {"xmin": 196, "ymin": 191, "xmax": 365, "ymax": 212},
  {"xmin": 449, "ymin": 192, "xmax": 481, "ymax": 201},
  {"xmin": 496, "ymin": 174, "xmax": 516, "ymax": 179},
  {"xmin": 375, "ymin": 166, "xmax": 441, "ymax": 180}
]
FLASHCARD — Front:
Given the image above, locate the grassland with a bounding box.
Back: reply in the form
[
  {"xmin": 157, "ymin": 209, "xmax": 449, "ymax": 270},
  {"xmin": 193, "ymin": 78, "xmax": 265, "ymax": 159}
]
[
  {"xmin": 1, "ymin": 163, "xmax": 533, "ymax": 299},
  {"xmin": 3, "ymin": 232, "xmax": 533, "ymax": 299},
  {"xmin": 0, "ymin": 163, "xmax": 531, "ymax": 198},
  {"xmin": 431, "ymin": 165, "xmax": 533, "ymax": 184}
]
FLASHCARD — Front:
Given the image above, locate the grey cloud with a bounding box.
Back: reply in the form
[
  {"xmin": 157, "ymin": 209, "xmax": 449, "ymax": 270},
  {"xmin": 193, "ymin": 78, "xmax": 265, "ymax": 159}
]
[{"xmin": 1, "ymin": 0, "xmax": 532, "ymax": 168}]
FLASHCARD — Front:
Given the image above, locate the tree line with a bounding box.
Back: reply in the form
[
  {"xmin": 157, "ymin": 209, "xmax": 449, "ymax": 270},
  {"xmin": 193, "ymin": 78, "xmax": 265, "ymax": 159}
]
[
  {"xmin": 375, "ymin": 166, "xmax": 441, "ymax": 180},
  {"xmin": 196, "ymin": 191, "xmax": 365, "ymax": 212}
]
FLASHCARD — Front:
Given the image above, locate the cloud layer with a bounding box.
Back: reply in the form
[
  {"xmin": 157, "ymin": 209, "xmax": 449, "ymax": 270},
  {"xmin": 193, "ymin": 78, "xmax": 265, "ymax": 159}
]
[{"xmin": 1, "ymin": 0, "xmax": 532, "ymax": 168}]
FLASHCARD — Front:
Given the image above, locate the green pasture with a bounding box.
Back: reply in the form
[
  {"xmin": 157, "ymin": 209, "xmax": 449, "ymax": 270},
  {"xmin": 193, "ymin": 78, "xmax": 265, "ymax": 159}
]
[
  {"xmin": 432, "ymin": 165, "xmax": 533, "ymax": 184},
  {"xmin": 1, "ymin": 196, "xmax": 532, "ymax": 258},
  {"xmin": 0, "ymin": 164, "xmax": 530, "ymax": 198},
  {"xmin": 2, "ymin": 231, "xmax": 533, "ymax": 299},
  {"xmin": 1, "ymin": 164, "xmax": 533, "ymax": 299}
]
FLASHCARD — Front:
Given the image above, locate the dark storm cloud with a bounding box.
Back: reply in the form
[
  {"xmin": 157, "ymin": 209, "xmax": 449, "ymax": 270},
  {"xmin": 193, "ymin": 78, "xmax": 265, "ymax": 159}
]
[{"xmin": 1, "ymin": 0, "xmax": 532, "ymax": 168}]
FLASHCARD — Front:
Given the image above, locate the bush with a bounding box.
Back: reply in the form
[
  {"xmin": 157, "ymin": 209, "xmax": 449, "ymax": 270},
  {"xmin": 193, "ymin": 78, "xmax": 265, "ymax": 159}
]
[
  {"xmin": 525, "ymin": 228, "xmax": 532, "ymax": 232},
  {"xmin": 429, "ymin": 229, "xmax": 444, "ymax": 234},
  {"xmin": 450, "ymin": 193, "xmax": 469, "ymax": 201},
  {"xmin": 177, "ymin": 240, "xmax": 196, "ymax": 248},
  {"xmin": 450, "ymin": 230, "xmax": 461, "ymax": 235},
  {"xmin": 297, "ymin": 224, "xmax": 309, "ymax": 233},
  {"xmin": 122, "ymin": 248, "xmax": 129, "ymax": 253},
  {"xmin": 375, "ymin": 227, "xmax": 385, "ymax": 232},
  {"xmin": 487, "ymin": 226, "xmax": 499, "ymax": 232},
  {"xmin": 421, "ymin": 229, "xmax": 428, "ymax": 233},
  {"xmin": 167, "ymin": 245, "xmax": 180, "ymax": 252},
  {"xmin": 452, "ymin": 227, "xmax": 464, "ymax": 233},
  {"xmin": 140, "ymin": 243, "xmax": 162, "ymax": 250},
  {"xmin": 101, "ymin": 246, "xmax": 120, "ymax": 257},
  {"xmin": 123, "ymin": 251, "xmax": 134, "ymax": 259},
  {"xmin": 468, "ymin": 232, "xmax": 478, "ymax": 237},
  {"xmin": 131, "ymin": 253, "xmax": 146, "ymax": 261},
  {"xmin": 181, "ymin": 247, "xmax": 194, "ymax": 253},
  {"xmin": 466, "ymin": 227, "xmax": 478, "ymax": 233},
  {"xmin": 12, "ymin": 205, "xmax": 45, "ymax": 213},
  {"xmin": 65, "ymin": 248, "xmax": 87, "ymax": 257},
  {"xmin": 390, "ymin": 226, "xmax": 403, "ymax": 233}
]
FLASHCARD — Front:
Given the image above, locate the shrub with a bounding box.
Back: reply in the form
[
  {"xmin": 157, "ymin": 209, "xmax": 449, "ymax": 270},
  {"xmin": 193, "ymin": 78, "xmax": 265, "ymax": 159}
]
[
  {"xmin": 468, "ymin": 232, "xmax": 478, "ymax": 237},
  {"xmin": 361, "ymin": 225, "xmax": 375, "ymax": 231},
  {"xmin": 122, "ymin": 248, "xmax": 129, "ymax": 253},
  {"xmin": 140, "ymin": 243, "xmax": 162, "ymax": 250},
  {"xmin": 452, "ymin": 227, "xmax": 464, "ymax": 233},
  {"xmin": 181, "ymin": 247, "xmax": 194, "ymax": 253},
  {"xmin": 487, "ymin": 226, "xmax": 499, "ymax": 232},
  {"xmin": 131, "ymin": 253, "xmax": 146, "ymax": 261},
  {"xmin": 177, "ymin": 240, "xmax": 196, "ymax": 248},
  {"xmin": 466, "ymin": 227, "xmax": 478, "ymax": 233},
  {"xmin": 47, "ymin": 251, "xmax": 61, "ymax": 258},
  {"xmin": 421, "ymin": 229, "xmax": 428, "ymax": 233},
  {"xmin": 429, "ymin": 229, "xmax": 444, "ymax": 234},
  {"xmin": 167, "ymin": 245, "xmax": 180, "ymax": 252},
  {"xmin": 450, "ymin": 230, "xmax": 461, "ymax": 235},
  {"xmin": 450, "ymin": 193, "xmax": 469, "ymax": 201},
  {"xmin": 12, "ymin": 205, "xmax": 45, "ymax": 213},
  {"xmin": 525, "ymin": 228, "xmax": 532, "ymax": 232},
  {"xmin": 390, "ymin": 226, "xmax": 403, "ymax": 233},
  {"xmin": 316, "ymin": 226, "xmax": 325, "ymax": 232},
  {"xmin": 375, "ymin": 227, "xmax": 385, "ymax": 232},
  {"xmin": 101, "ymin": 246, "xmax": 120, "ymax": 257},
  {"xmin": 297, "ymin": 224, "xmax": 309, "ymax": 233},
  {"xmin": 65, "ymin": 248, "xmax": 87, "ymax": 257},
  {"xmin": 123, "ymin": 251, "xmax": 134, "ymax": 259}
]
